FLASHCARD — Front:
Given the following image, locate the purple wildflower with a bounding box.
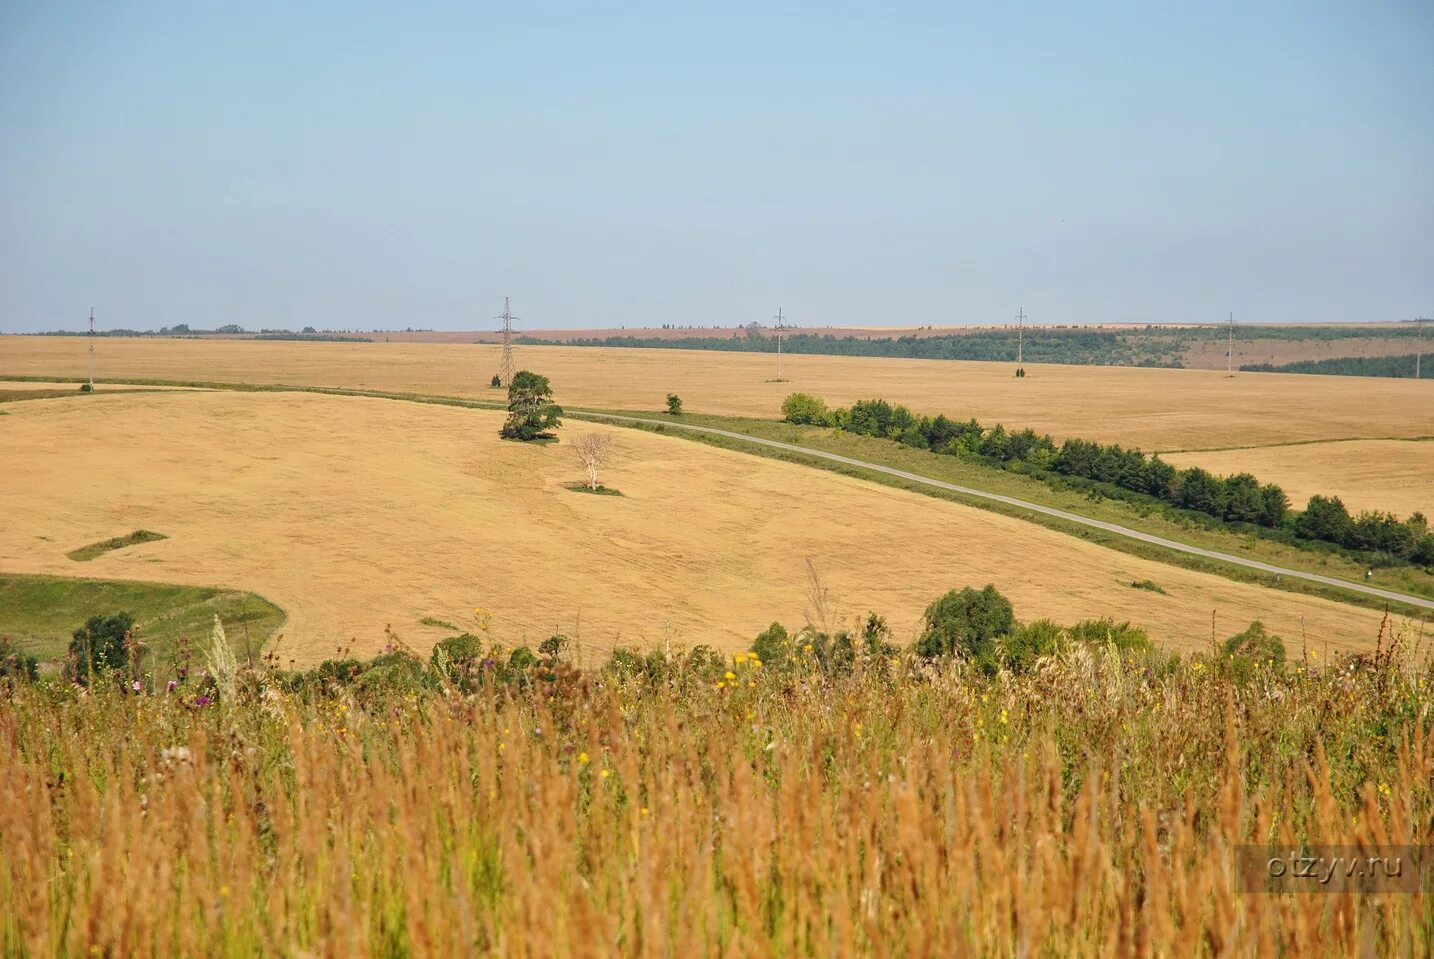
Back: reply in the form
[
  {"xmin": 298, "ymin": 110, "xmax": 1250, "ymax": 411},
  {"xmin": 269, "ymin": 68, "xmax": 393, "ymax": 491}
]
[
  {"xmin": 193, "ymin": 695, "xmax": 213, "ymax": 707},
  {"xmin": 132, "ymin": 680, "xmax": 142, "ymax": 692},
  {"xmin": 166, "ymin": 680, "xmax": 178, "ymax": 692}
]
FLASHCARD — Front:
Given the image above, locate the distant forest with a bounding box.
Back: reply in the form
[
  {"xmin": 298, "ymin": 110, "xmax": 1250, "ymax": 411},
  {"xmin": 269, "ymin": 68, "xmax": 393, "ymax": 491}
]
[
  {"xmin": 523, "ymin": 324, "xmax": 1424, "ymax": 369},
  {"xmin": 520, "ymin": 330, "xmax": 1184, "ymax": 367},
  {"xmin": 1241, "ymin": 354, "xmax": 1424, "ymax": 379}
]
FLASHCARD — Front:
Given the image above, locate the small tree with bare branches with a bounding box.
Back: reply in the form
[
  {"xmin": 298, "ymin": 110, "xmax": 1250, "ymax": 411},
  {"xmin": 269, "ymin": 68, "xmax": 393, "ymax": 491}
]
[{"xmin": 571, "ymin": 433, "xmax": 614, "ymax": 491}]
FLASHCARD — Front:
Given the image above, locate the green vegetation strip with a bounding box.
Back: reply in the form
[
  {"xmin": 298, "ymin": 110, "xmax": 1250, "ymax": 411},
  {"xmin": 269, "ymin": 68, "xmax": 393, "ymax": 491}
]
[
  {"xmin": 67, "ymin": 529, "xmax": 168, "ymax": 561},
  {"xmin": 0, "ymin": 573, "xmax": 285, "ymax": 667}
]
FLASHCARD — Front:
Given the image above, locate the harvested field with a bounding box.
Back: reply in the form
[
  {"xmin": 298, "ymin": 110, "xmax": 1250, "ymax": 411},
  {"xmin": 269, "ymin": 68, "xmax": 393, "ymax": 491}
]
[
  {"xmin": 1164, "ymin": 440, "xmax": 1434, "ymax": 517},
  {"xmin": 0, "ymin": 391, "xmax": 1401, "ymax": 665},
  {"xmin": 3, "ymin": 336, "xmax": 1431, "ymax": 452}
]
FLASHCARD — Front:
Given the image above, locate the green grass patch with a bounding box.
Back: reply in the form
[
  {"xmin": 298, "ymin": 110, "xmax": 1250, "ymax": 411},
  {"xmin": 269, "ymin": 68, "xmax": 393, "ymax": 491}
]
[
  {"xmin": 565, "ymin": 484, "xmax": 623, "ymax": 496},
  {"xmin": 67, "ymin": 529, "xmax": 168, "ymax": 562},
  {"xmin": 0, "ymin": 573, "xmax": 285, "ymax": 669},
  {"xmin": 420, "ymin": 616, "xmax": 458, "ymax": 631},
  {"xmin": 1130, "ymin": 579, "xmax": 1169, "ymax": 595}
]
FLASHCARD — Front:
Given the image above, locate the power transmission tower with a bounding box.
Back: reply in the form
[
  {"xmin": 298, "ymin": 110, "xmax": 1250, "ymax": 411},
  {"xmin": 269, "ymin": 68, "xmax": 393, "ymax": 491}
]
[
  {"xmin": 1015, "ymin": 307, "xmax": 1026, "ymax": 366},
  {"xmin": 773, "ymin": 307, "xmax": 787, "ymax": 382},
  {"xmin": 495, "ymin": 297, "xmax": 518, "ymax": 388},
  {"xmin": 1225, "ymin": 311, "xmax": 1235, "ymax": 377},
  {"xmin": 88, "ymin": 307, "xmax": 95, "ymax": 390}
]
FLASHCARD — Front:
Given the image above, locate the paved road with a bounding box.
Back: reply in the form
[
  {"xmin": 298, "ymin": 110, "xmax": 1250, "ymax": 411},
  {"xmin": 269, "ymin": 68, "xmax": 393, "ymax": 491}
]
[{"xmin": 567, "ymin": 409, "xmax": 1434, "ymax": 612}]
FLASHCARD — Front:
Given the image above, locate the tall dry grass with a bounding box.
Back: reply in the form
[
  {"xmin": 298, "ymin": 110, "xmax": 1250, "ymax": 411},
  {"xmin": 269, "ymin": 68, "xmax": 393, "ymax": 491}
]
[{"xmin": 1, "ymin": 636, "xmax": 1431, "ymax": 956}]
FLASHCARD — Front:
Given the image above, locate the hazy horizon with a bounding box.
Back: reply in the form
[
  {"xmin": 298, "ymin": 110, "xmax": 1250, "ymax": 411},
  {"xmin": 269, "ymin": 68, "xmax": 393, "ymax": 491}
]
[{"xmin": 3, "ymin": 2, "xmax": 1431, "ymax": 334}]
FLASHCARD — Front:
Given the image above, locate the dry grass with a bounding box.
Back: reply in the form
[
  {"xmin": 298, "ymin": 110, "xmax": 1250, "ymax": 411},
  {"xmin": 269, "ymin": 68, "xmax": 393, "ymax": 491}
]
[
  {"xmin": 0, "ymin": 391, "xmax": 1403, "ymax": 665},
  {"xmin": 1164, "ymin": 440, "xmax": 1434, "ymax": 518},
  {"xmin": 1, "ymin": 641, "xmax": 1430, "ymax": 957},
  {"xmin": 3, "ymin": 336, "xmax": 1431, "ymax": 451}
]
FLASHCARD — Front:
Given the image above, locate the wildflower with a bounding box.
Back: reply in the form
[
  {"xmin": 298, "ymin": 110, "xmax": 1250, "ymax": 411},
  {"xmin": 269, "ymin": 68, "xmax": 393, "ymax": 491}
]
[
  {"xmin": 734, "ymin": 652, "xmax": 748, "ymax": 664},
  {"xmin": 578, "ymin": 751, "xmax": 590, "ymax": 765},
  {"xmin": 1378, "ymin": 782, "xmax": 1392, "ymax": 797},
  {"xmin": 803, "ymin": 644, "xmax": 814, "ymax": 654},
  {"xmin": 131, "ymin": 680, "xmax": 142, "ymax": 692},
  {"xmin": 724, "ymin": 670, "xmax": 736, "ymax": 680},
  {"xmin": 166, "ymin": 680, "xmax": 177, "ymax": 692},
  {"xmin": 999, "ymin": 709, "xmax": 1009, "ymax": 725},
  {"xmin": 715, "ymin": 681, "xmax": 725, "ymax": 690},
  {"xmin": 748, "ymin": 681, "xmax": 756, "ymax": 688},
  {"xmin": 641, "ymin": 806, "xmax": 650, "ymax": 817},
  {"xmin": 750, "ymin": 658, "xmax": 762, "ymax": 668},
  {"xmin": 193, "ymin": 695, "xmax": 213, "ymax": 707},
  {"xmin": 600, "ymin": 769, "xmax": 610, "ymax": 780}
]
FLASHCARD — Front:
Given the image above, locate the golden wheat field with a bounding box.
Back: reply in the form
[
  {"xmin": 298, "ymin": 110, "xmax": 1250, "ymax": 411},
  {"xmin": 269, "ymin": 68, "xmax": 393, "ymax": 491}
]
[
  {"xmin": 0, "ymin": 390, "xmax": 1403, "ymax": 665},
  {"xmin": 1164, "ymin": 440, "xmax": 1434, "ymax": 518},
  {"xmin": 4, "ymin": 336, "xmax": 1431, "ymax": 453}
]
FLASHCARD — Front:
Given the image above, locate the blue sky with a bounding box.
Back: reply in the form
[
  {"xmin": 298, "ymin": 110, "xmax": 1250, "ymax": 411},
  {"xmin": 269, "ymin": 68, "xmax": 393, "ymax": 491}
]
[{"xmin": 2, "ymin": 1, "xmax": 1430, "ymax": 332}]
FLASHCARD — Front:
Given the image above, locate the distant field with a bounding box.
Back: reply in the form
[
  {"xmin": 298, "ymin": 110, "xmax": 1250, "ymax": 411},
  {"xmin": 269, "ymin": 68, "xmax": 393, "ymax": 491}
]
[
  {"xmin": 3, "ymin": 336, "xmax": 1430, "ymax": 453},
  {"xmin": 1163, "ymin": 440, "xmax": 1434, "ymax": 518},
  {"xmin": 0, "ymin": 391, "xmax": 1401, "ymax": 665}
]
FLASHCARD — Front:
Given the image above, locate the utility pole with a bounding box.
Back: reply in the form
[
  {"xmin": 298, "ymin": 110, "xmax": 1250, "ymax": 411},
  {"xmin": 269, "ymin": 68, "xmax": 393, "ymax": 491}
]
[
  {"xmin": 1226, "ymin": 311, "xmax": 1235, "ymax": 377},
  {"xmin": 1416, "ymin": 317, "xmax": 1427, "ymax": 380},
  {"xmin": 1015, "ymin": 307, "xmax": 1026, "ymax": 366},
  {"xmin": 88, "ymin": 307, "xmax": 95, "ymax": 390},
  {"xmin": 495, "ymin": 297, "xmax": 518, "ymax": 388},
  {"xmin": 773, "ymin": 307, "xmax": 787, "ymax": 382}
]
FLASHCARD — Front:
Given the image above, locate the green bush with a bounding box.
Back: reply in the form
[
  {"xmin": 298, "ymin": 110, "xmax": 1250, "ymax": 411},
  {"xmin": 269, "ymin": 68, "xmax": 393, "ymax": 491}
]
[
  {"xmin": 1065, "ymin": 618, "xmax": 1153, "ymax": 655},
  {"xmin": 666, "ymin": 393, "xmax": 683, "ymax": 415},
  {"xmin": 67, "ymin": 612, "xmax": 136, "ymax": 684},
  {"xmin": 1221, "ymin": 621, "xmax": 1286, "ymax": 681},
  {"xmin": 781, "ymin": 392, "xmax": 831, "ymax": 425},
  {"xmin": 914, "ymin": 585, "xmax": 1014, "ymax": 671}
]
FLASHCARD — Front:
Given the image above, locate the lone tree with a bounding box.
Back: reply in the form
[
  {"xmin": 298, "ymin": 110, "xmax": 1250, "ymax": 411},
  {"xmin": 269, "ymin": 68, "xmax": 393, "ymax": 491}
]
[
  {"xmin": 571, "ymin": 433, "xmax": 614, "ymax": 490},
  {"xmin": 501, "ymin": 370, "xmax": 562, "ymax": 441},
  {"xmin": 666, "ymin": 393, "xmax": 683, "ymax": 415},
  {"xmin": 914, "ymin": 585, "xmax": 1014, "ymax": 670}
]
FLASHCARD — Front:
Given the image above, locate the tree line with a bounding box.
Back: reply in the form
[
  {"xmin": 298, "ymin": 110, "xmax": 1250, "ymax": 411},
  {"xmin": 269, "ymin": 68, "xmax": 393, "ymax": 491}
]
[
  {"xmin": 1241, "ymin": 355, "xmax": 1423, "ymax": 379},
  {"xmin": 521, "ymin": 330, "xmax": 1177, "ymax": 366},
  {"xmin": 781, "ymin": 393, "xmax": 1434, "ymax": 567}
]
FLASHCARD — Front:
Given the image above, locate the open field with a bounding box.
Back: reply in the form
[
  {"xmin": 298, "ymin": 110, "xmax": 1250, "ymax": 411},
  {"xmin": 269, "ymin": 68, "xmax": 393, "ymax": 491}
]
[
  {"xmin": 0, "ymin": 390, "xmax": 1406, "ymax": 665},
  {"xmin": 1164, "ymin": 440, "xmax": 1434, "ymax": 518},
  {"xmin": 4, "ymin": 336, "xmax": 1431, "ymax": 453}
]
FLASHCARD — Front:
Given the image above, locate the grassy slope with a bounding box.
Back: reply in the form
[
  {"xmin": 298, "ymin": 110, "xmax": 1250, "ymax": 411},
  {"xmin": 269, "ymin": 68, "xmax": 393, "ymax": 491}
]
[{"xmin": 0, "ymin": 573, "xmax": 285, "ymax": 668}]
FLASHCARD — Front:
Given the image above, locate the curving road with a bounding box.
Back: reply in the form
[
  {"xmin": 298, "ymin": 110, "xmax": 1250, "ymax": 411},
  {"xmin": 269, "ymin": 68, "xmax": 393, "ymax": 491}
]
[{"xmin": 565, "ymin": 409, "xmax": 1434, "ymax": 612}]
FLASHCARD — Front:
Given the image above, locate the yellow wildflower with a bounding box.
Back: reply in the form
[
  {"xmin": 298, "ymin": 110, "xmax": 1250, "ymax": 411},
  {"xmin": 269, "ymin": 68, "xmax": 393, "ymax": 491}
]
[{"xmin": 578, "ymin": 751, "xmax": 590, "ymax": 765}]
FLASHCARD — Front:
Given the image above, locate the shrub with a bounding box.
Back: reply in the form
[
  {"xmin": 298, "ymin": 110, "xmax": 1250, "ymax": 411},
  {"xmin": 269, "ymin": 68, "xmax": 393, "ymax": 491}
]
[
  {"xmin": 781, "ymin": 392, "xmax": 830, "ymax": 425},
  {"xmin": 1222, "ymin": 621, "xmax": 1286, "ymax": 680},
  {"xmin": 67, "ymin": 612, "xmax": 136, "ymax": 684},
  {"xmin": 490, "ymin": 373, "xmax": 502, "ymax": 388},
  {"xmin": 1065, "ymin": 618, "xmax": 1153, "ymax": 655},
  {"xmin": 78, "ymin": 383, "xmax": 93, "ymax": 393},
  {"xmin": 0, "ymin": 637, "xmax": 38, "ymax": 685},
  {"xmin": 914, "ymin": 585, "xmax": 1014, "ymax": 671},
  {"xmin": 752, "ymin": 622, "xmax": 790, "ymax": 665},
  {"xmin": 665, "ymin": 393, "xmax": 683, "ymax": 415}
]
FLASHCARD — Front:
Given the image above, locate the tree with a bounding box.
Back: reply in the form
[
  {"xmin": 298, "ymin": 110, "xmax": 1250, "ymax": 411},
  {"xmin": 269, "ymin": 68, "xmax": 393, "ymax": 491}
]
[
  {"xmin": 68, "ymin": 612, "xmax": 135, "ymax": 685},
  {"xmin": 781, "ymin": 392, "xmax": 830, "ymax": 425},
  {"xmin": 571, "ymin": 433, "xmax": 614, "ymax": 490},
  {"xmin": 500, "ymin": 371, "xmax": 562, "ymax": 440},
  {"xmin": 665, "ymin": 393, "xmax": 683, "ymax": 415},
  {"xmin": 1295, "ymin": 495, "xmax": 1352, "ymax": 544},
  {"xmin": 914, "ymin": 585, "xmax": 1014, "ymax": 671},
  {"xmin": 490, "ymin": 373, "xmax": 502, "ymax": 388}
]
